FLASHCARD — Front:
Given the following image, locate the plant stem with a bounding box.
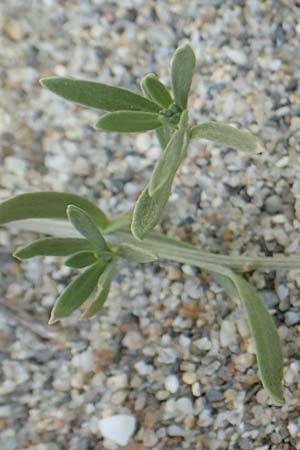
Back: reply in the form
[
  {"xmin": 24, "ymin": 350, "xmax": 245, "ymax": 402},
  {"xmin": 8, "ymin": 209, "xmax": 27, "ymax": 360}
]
[{"xmin": 8, "ymin": 219, "xmax": 300, "ymax": 272}]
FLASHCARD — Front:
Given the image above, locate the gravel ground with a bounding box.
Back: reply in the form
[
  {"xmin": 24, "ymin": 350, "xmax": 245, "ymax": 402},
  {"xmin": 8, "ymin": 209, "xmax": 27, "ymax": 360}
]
[{"xmin": 1, "ymin": 1, "xmax": 300, "ymax": 449}]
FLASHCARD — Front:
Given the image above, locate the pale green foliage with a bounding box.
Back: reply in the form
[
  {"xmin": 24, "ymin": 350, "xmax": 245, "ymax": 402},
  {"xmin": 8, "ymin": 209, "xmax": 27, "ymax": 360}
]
[{"xmin": 1, "ymin": 43, "xmax": 291, "ymax": 405}]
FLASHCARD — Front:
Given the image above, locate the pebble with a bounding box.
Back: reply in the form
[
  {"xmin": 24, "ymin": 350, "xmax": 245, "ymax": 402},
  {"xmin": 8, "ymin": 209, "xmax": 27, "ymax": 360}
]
[
  {"xmin": 265, "ymin": 195, "xmax": 283, "ymax": 214},
  {"xmin": 284, "ymin": 311, "xmax": 300, "ymax": 327},
  {"xmin": 167, "ymin": 425, "xmax": 186, "ymax": 437},
  {"xmin": 122, "ymin": 330, "xmax": 144, "ymax": 351},
  {"xmin": 220, "ymin": 320, "xmax": 237, "ymax": 348},
  {"xmin": 107, "ymin": 373, "xmax": 128, "ymax": 391},
  {"xmin": 98, "ymin": 415, "xmax": 136, "ymax": 447},
  {"xmin": 164, "ymin": 374, "xmax": 180, "ymax": 394}
]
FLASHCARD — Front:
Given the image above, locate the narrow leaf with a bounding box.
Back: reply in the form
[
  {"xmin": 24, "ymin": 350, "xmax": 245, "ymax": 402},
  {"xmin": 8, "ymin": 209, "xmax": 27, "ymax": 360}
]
[
  {"xmin": 40, "ymin": 77, "xmax": 160, "ymax": 113},
  {"xmin": 171, "ymin": 44, "xmax": 196, "ymax": 109},
  {"xmin": 131, "ymin": 182, "xmax": 172, "ymax": 240},
  {"xmin": 95, "ymin": 111, "xmax": 162, "ymax": 133},
  {"xmin": 149, "ymin": 127, "xmax": 189, "ymax": 196},
  {"xmin": 0, "ymin": 192, "xmax": 109, "ymax": 228},
  {"xmin": 49, "ymin": 262, "xmax": 104, "ymax": 322},
  {"xmin": 67, "ymin": 205, "xmax": 110, "ymax": 252},
  {"xmin": 190, "ymin": 122, "xmax": 262, "ymax": 153},
  {"xmin": 64, "ymin": 251, "xmax": 97, "ymax": 268},
  {"xmin": 156, "ymin": 127, "xmax": 174, "ymax": 150},
  {"xmin": 80, "ymin": 262, "xmax": 116, "ymax": 320},
  {"xmin": 231, "ymin": 274, "xmax": 284, "ymax": 404},
  {"xmin": 141, "ymin": 74, "xmax": 173, "ymax": 109},
  {"xmin": 119, "ymin": 243, "xmax": 158, "ymax": 263},
  {"xmin": 14, "ymin": 237, "xmax": 93, "ymax": 260}
]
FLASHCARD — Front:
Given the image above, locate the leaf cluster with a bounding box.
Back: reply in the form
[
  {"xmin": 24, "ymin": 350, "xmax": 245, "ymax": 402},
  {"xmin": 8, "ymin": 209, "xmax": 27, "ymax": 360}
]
[{"xmin": 0, "ymin": 45, "xmax": 287, "ymax": 404}]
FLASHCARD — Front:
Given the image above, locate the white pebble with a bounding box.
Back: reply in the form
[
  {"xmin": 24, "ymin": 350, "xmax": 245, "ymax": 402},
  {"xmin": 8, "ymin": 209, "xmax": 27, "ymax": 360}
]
[
  {"xmin": 98, "ymin": 414, "xmax": 136, "ymax": 447},
  {"xmin": 220, "ymin": 320, "xmax": 237, "ymax": 347},
  {"xmin": 164, "ymin": 374, "xmax": 179, "ymax": 394}
]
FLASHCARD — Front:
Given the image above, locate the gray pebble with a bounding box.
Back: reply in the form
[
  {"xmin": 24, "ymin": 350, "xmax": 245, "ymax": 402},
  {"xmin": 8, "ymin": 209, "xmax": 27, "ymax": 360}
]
[
  {"xmin": 285, "ymin": 311, "xmax": 300, "ymax": 327},
  {"xmin": 265, "ymin": 195, "xmax": 283, "ymax": 214}
]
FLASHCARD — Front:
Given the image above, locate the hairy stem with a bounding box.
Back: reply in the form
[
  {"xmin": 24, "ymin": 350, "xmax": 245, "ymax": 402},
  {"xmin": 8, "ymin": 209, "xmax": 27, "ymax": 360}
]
[{"xmin": 8, "ymin": 219, "xmax": 300, "ymax": 272}]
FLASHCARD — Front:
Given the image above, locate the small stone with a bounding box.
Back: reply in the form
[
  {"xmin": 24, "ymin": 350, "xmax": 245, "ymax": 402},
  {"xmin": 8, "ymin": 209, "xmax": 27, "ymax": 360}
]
[
  {"xmin": 179, "ymin": 303, "xmax": 200, "ymax": 320},
  {"xmin": 71, "ymin": 348, "xmax": 94, "ymax": 373},
  {"xmin": 175, "ymin": 397, "xmax": 194, "ymax": 416},
  {"xmin": 182, "ymin": 372, "xmax": 198, "ymax": 385},
  {"xmin": 206, "ymin": 389, "xmax": 224, "ymax": 403},
  {"xmin": 287, "ymin": 422, "xmax": 298, "ymax": 437},
  {"xmin": 226, "ymin": 48, "xmax": 247, "ymax": 65},
  {"xmin": 284, "ymin": 311, "xmax": 300, "ymax": 327},
  {"xmin": 265, "ymin": 195, "xmax": 283, "ymax": 214},
  {"xmin": 107, "ymin": 373, "xmax": 128, "ymax": 391},
  {"xmin": 192, "ymin": 382, "xmax": 201, "ymax": 397},
  {"xmin": 194, "ymin": 337, "xmax": 211, "ymax": 351},
  {"xmin": 261, "ymin": 290, "xmax": 279, "ymax": 308},
  {"xmin": 220, "ymin": 320, "xmax": 237, "ymax": 347},
  {"xmin": 142, "ymin": 429, "xmax": 158, "ymax": 447},
  {"xmin": 73, "ymin": 157, "xmax": 90, "ymax": 175},
  {"xmin": 134, "ymin": 361, "xmax": 153, "ymax": 376},
  {"xmin": 98, "ymin": 414, "xmax": 136, "ymax": 446},
  {"xmin": 122, "ymin": 331, "xmax": 144, "ymax": 351},
  {"xmin": 167, "ymin": 425, "xmax": 186, "ymax": 437},
  {"xmin": 164, "ymin": 374, "xmax": 180, "ymax": 394}
]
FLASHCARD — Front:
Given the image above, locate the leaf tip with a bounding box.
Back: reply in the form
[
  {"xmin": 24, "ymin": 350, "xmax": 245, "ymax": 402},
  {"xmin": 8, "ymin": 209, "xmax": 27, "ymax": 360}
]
[{"xmin": 48, "ymin": 312, "xmax": 59, "ymax": 325}]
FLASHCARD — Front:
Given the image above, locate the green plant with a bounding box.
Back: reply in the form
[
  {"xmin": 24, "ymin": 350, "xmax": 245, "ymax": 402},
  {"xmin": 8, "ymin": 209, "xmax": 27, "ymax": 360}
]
[{"xmin": 1, "ymin": 44, "xmax": 298, "ymax": 405}]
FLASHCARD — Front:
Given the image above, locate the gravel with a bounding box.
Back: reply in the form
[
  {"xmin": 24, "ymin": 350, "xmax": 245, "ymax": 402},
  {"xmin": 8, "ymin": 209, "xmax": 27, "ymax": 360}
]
[{"xmin": 2, "ymin": 0, "xmax": 300, "ymax": 449}]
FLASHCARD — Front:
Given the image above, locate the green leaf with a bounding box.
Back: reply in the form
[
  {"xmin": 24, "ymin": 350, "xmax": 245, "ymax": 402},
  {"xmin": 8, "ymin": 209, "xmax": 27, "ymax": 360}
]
[
  {"xmin": 80, "ymin": 262, "xmax": 116, "ymax": 320},
  {"xmin": 131, "ymin": 182, "xmax": 172, "ymax": 240},
  {"xmin": 14, "ymin": 237, "xmax": 94, "ymax": 260},
  {"xmin": 95, "ymin": 111, "xmax": 162, "ymax": 133},
  {"xmin": 156, "ymin": 127, "xmax": 174, "ymax": 150},
  {"xmin": 49, "ymin": 262, "xmax": 105, "ymax": 323},
  {"xmin": 40, "ymin": 77, "xmax": 160, "ymax": 113},
  {"xmin": 171, "ymin": 44, "xmax": 196, "ymax": 109},
  {"xmin": 119, "ymin": 243, "xmax": 158, "ymax": 263},
  {"xmin": 67, "ymin": 205, "xmax": 110, "ymax": 252},
  {"xmin": 190, "ymin": 122, "xmax": 262, "ymax": 153},
  {"xmin": 141, "ymin": 74, "xmax": 173, "ymax": 109},
  {"xmin": 149, "ymin": 126, "xmax": 189, "ymax": 196},
  {"xmin": 0, "ymin": 192, "xmax": 109, "ymax": 228},
  {"xmin": 217, "ymin": 271, "xmax": 284, "ymax": 405},
  {"xmin": 64, "ymin": 251, "xmax": 97, "ymax": 268}
]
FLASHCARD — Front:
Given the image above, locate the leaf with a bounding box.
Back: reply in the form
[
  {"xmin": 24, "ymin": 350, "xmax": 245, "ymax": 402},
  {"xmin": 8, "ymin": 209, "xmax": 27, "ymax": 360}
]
[
  {"xmin": 141, "ymin": 74, "xmax": 173, "ymax": 109},
  {"xmin": 95, "ymin": 111, "xmax": 162, "ymax": 133},
  {"xmin": 171, "ymin": 44, "xmax": 196, "ymax": 109},
  {"xmin": 67, "ymin": 205, "xmax": 110, "ymax": 252},
  {"xmin": 231, "ymin": 274, "xmax": 284, "ymax": 404},
  {"xmin": 119, "ymin": 243, "xmax": 158, "ymax": 263},
  {"xmin": 14, "ymin": 237, "xmax": 94, "ymax": 260},
  {"xmin": 131, "ymin": 182, "xmax": 172, "ymax": 240},
  {"xmin": 40, "ymin": 77, "xmax": 160, "ymax": 113},
  {"xmin": 80, "ymin": 262, "xmax": 116, "ymax": 320},
  {"xmin": 190, "ymin": 122, "xmax": 262, "ymax": 153},
  {"xmin": 49, "ymin": 262, "xmax": 104, "ymax": 323},
  {"xmin": 64, "ymin": 251, "xmax": 97, "ymax": 268},
  {"xmin": 0, "ymin": 192, "xmax": 109, "ymax": 228},
  {"xmin": 149, "ymin": 127, "xmax": 189, "ymax": 196},
  {"xmin": 156, "ymin": 127, "xmax": 174, "ymax": 150},
  {"xmin": 104, "ymin": 210, "xmax": 132, "ymax": 233}
]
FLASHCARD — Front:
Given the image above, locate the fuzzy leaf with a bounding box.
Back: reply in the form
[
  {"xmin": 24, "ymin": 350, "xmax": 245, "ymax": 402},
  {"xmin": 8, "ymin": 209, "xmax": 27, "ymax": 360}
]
[
  {"xmin": 49, "ymin": 262, "xmax": 104, "ymax": 323},
  {"xmin": 14, "ymin": 237, "xmax": 93, "ymax": 260},
  {"xmin": 190, "ymin": 122, "xmax": 261, "ymax": 153},
  {"xmin": 171, "ymin": 44, "xmax": 196, "ymax": 109},
  {"xmin": 141, "ymin": 74, "xmax": 173, "ymax": 109},
  {"xmin": 0, "ymin": 192, "xmax": 109, "ymax": 228},
  {"xmin": 230, "ymin": 274, "xmax": 284, "ymax": 405},
  {"xmin": 131, "ymin": 182, "xmax": 172, "ymax": 240},
  {"xmin": 149, "ymin": 127, "xmax": 189, "ymax": 196},
  {"xmin": 67, "ymin": 205, "xmax": 110, "ymax": 252},
  {"xmin": 64, "ymin": 251, "xmax": 97, "ymax": 268},
  {"xmin": 119, "ymin": 243, "xmax": 158, "ymax": 263},
  {"xmin": 40, "ymin": 77, "xmax": 160, "ymax": 113},
  {"xmin": 156, "ymin": 127, "xmax": 174, "ymax": 150},
  {"xmin": 95, "ymin": 111, "xmax": 162, "ymax": 133},
  {"xmin": 80, "ymin": 262, "xmax": 116, "ymax": 320}
]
